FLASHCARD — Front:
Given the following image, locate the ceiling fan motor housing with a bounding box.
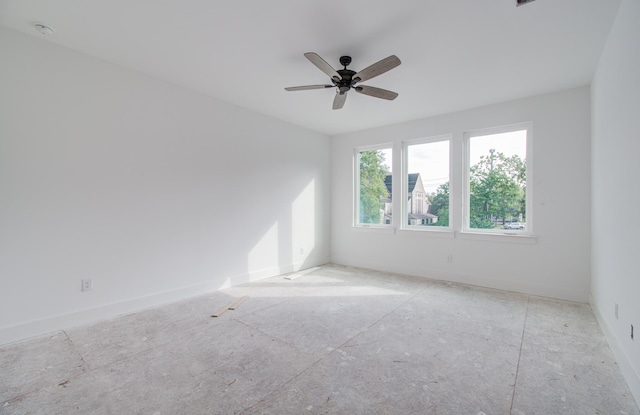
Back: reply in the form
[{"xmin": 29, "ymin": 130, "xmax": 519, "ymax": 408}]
[
  {"xmin": 334, "ymin": 70, "xmax": 356, "ymax": 93},
  {"xmin": 334, "ymin": 56, "xmax": 359, "ymax": 93}
]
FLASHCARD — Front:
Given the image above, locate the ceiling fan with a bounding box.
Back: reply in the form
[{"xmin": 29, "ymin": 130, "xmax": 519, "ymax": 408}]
[{"xmin": 285, "ymin": 53, "xmax": 401, "ymax": 110}]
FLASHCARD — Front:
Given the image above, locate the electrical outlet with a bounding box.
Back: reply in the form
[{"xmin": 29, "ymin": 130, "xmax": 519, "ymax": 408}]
[
  {"xmin": 632, "ymin": 324, "xmax": 634, "ymax": 341},
  {"xmin": 447, "ymin": 254, "xmax": 453, "ymax": 263},
  {"xmin": 300, "ymin": 247, "xmax": 305, "ymax": 255},
  {"xmin": 615, "ymin": 303, "xmax": 619, "ymax": 320},
  {"xmin": 81, "ymin": 278, "xmax": 93, "ymax": 292}
]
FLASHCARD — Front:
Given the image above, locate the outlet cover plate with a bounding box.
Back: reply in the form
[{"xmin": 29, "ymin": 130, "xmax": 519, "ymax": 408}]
[{"xmin": 81, "ymin": 278, "xmax": 93, "ymax": 292}]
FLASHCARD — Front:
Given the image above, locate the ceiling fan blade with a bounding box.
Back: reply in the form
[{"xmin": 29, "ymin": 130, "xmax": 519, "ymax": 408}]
[
  {"xmin": 333, "ymin": 92, "xmax": 347, "ymax": 110},
  {"xmin": 353, "ymin": 55, "xmax": 401, "ymax": 83},
  {"xmin": 285, "ymin": 85, "xmax": 334, "ymax": 91},
  {"xmin": 354, "ymin": 85, "xmax": 398, "ymax": 100},
  {"xmin": 304, "ymin": 52, "xmax": 342, "ymax": 81}
]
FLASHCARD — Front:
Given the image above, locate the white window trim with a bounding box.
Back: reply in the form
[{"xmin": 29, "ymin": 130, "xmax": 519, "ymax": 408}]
[
  {"xmin": 462, "ymin": 122, "xmax": 534, "ymax": 236},
  {"xmin": 397, "ymin": 227, "xmax": 455, "ymax": 239},
  {"xmin": 353, "ymin": 143, "xmax": 394, "ymax": 229},
  {"xmin": 401, "ymin": 134, "xmax": 453, "ymax": 232},
  {"xmin": 455, "ymin": 231, "xmax": 536, "ymax": 244}
]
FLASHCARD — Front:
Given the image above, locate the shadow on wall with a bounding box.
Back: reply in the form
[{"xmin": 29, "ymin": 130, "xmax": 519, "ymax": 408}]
[
  {"xmin": 237, "ymin": 178, "xmax": 324, "ymax": 287},
  {"xmin": 193, "ymin": 132, "xmax": 329, "ymax": 291}
]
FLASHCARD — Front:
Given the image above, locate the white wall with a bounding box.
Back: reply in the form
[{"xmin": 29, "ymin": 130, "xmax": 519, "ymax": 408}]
[
  {"xmin": 0, "ymin": 28, "xmax": 331, "ymax": 344},
  {"xmin": 331, "ymin": 87, "xmax": 592, "ymax": 302},
  {"xmin": 591, "ymin": 0, "xmax": 640, "ymax": 404}
]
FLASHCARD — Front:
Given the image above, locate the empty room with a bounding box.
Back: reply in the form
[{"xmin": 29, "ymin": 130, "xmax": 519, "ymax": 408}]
[{"xmin": 1, "ymin": 0, "xmax": 639, "ymax": 414}]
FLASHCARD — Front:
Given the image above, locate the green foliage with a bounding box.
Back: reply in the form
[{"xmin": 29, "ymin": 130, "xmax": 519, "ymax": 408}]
[
  {"xmin": 359, "ymin": 150, "xmax": 390, "ymax": 224},
  {"xmin": 428, "ymin": 182, "xmax": 449, "ymax": 226},
  {"xmin": 470, "ymin": 217, "xmax": 494, "ymax": 229},
  {"xmin": 427, "ymin": 151, "xmax": 526, "ymax": 228},
  {"xmin": 469, "ymin": 150, "xmax": 526, "ymax": 227}
]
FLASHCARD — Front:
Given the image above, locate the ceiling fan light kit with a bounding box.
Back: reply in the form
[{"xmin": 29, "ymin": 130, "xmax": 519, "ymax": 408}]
[{"xmin": 285, "ymin": 52, "xmax": 401, "ymax": 110}]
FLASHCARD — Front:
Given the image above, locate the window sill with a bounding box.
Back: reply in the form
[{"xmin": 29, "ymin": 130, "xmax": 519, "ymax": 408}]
[
  {"xmin": 349, "ymin": 226, "xmax": 537, "ymax": 243},
  {"xmin": 397, "ymin": 228, "xmax": 455, "ymax": 238},
  {"xmin": 455, "ymin": 231, "xmax": 537, "ymax": 244},
  {"xmin": 351, "ymin": 225, "xmax": 394, "ymax": 234}
]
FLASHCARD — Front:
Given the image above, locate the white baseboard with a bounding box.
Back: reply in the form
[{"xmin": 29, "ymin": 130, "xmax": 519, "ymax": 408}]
[
  {"xmin": 330, "ymin": 255, "xmax": 588, "ymax": 303},
  {"xmin": 0, "ymin": 257, "xmax": 330, "ymax": 346},
  {"xmin": 590, "ymin": 294, "xmax": 640, "ymax": 408}
]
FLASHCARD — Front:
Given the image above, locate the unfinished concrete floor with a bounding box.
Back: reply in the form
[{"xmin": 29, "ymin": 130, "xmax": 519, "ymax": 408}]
[{"xmin": 1, "ymin": 264, "xmax": 638, "ymax": 415}]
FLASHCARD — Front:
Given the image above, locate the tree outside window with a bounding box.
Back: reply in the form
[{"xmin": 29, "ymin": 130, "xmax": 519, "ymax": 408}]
[
  {"xmin": 469, "ymin": 149, "xmax": 526, "ymax": 228},
  {"xmin": 357, "ymin": 149, "xmax": 391, "ymax": 225},
  {"xmin": 467, "ymin": 129, "xmax": 528, "ymax": 230},
  {"xmin": 427, "ymin": 128, "xmax": 528, "ymax": 231}
]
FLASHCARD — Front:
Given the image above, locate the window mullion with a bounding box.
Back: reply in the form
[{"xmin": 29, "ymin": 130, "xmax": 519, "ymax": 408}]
[{"xmin": 392, "ymin": 140, "xmax": 403, "ymax": 230}]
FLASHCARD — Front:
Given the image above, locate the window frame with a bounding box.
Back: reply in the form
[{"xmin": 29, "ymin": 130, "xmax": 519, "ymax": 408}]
[
  {"xmin": 353, "ymin": 143, "xmax": 394, "ymax": 229},
  {"xmin": 401, "ymin": 134, "xmax": 453, "ymax": 232},
  {"xmin": 462, "ymin": 122, "xmax": 533, "ymax": 235}
]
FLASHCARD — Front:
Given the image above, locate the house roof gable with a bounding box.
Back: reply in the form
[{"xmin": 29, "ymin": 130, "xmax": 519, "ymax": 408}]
[{"xmin": 385, "ymin": 173, "xmax": 421, "ymax": 195}]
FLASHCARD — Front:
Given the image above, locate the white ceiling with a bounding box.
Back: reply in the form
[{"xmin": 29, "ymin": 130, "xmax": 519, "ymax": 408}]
[{"xmin": 0, "ymin": 0, "xmax": 621, "ymax": 136}]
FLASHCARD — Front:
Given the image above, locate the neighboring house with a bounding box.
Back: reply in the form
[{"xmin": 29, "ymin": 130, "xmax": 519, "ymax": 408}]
[{"xmin": 383, "ymin": 173, "xmax": 438, "ymax": 225}]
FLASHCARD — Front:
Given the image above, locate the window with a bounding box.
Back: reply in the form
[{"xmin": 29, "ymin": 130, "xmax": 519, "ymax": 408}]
[
  {"xmin": 355, "ymin": 146, "xmax": 392, "ymax": 226},
  {"xmin": 352, "ymin": 123, "xmax": 533, "ymax": 240},
  {"xmin": 404, "ymin": 137, "xmax": 451, "ymax": 228},
  {"xmin": 464, "ymin": 124, "xmax": 531, "ymax": 233}
]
